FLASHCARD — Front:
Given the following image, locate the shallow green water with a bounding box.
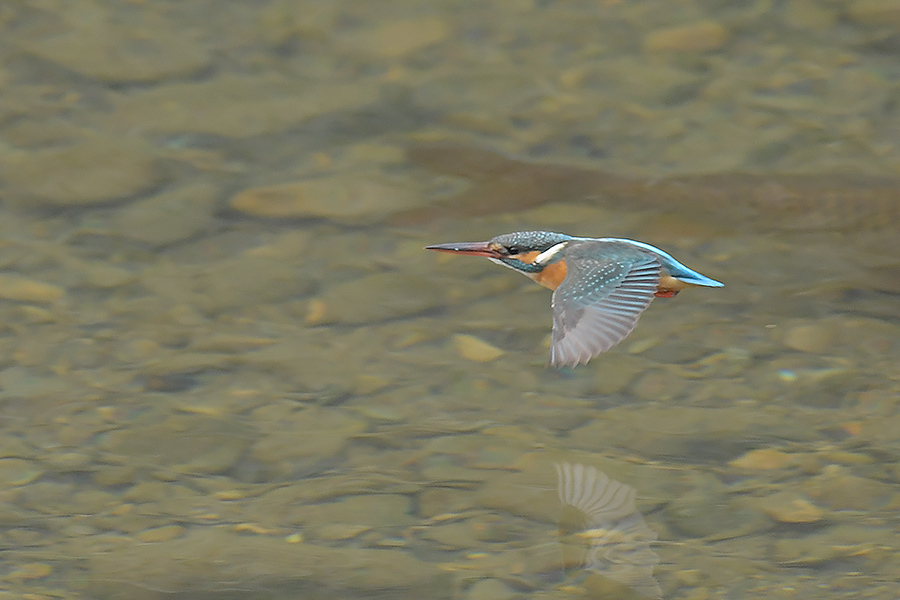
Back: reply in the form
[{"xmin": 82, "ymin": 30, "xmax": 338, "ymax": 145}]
[{"xmin": 0, "ymin": 0, "xmax": 899, "ymax": 598}]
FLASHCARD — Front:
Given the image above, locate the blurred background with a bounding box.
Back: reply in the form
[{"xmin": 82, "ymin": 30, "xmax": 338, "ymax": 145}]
[{"xmin": 0, "ymin": 0, "xmax": 899, "ymax": 598}]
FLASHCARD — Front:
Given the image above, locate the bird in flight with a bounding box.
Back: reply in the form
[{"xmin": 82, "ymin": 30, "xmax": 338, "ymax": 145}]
[{"xmin": 426, "ymin": 231, "xmax": 722, "ymax": 367}]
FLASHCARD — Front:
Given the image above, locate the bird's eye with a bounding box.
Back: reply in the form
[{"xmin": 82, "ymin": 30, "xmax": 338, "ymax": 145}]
[{"xmin": 504, "ymin": 246, "xmax": 519, "ymax": 255}]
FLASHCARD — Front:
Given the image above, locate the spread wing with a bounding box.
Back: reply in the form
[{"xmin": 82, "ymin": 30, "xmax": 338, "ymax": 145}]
[{"xmin": 550, "ymin": 244, "xmax": 660, "ymax": 367}]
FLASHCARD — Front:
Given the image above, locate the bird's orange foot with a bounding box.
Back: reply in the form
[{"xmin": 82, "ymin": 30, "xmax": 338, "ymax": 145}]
[{"xmin": 654, "ymin": 290, "xmax": 679, "ymax": 298}]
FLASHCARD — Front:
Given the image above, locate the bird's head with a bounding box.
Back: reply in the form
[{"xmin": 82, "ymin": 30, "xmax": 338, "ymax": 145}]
[{"xmin": 426, "ymin": 231, "xmax": 572, "ymax": 273}]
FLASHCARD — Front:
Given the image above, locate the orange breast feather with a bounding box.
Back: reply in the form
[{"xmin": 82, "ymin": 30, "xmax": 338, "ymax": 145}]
[{"xmin": 534, "ymin": 260, "xmax": 568, "ymax": 290}]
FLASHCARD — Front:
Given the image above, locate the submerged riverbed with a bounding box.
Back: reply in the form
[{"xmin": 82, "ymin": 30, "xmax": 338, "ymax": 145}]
[{"xmin": 0, "ymin": 0, "xmax": 899, "ymax": 598}]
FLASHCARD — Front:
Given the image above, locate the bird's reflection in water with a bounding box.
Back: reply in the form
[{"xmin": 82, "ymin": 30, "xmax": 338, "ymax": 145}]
[{"xmin": 555, "ymin": 462, "xmax": 662, "ymax": 599}]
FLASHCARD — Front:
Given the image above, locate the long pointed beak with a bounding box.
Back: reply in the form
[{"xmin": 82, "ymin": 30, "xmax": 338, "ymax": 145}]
[{"xmin": 425, "ymin": 241, "xmax": 501, "ymax": 258}]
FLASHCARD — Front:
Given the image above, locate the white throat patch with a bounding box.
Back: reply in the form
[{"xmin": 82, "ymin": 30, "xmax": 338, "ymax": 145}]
[{"xmin": 533, "ymin": 241, "xmax": 568, "ymax": 266}]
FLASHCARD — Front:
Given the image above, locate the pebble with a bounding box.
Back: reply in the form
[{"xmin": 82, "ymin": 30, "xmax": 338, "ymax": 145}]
[
  {"xmin": 23, "ymin": 8, "xmax": 211, "ymax": 83},
  {"xmin": 338, "ymin": 16, "xmax": 450, "ymax": 58},
  {"xmin": 290, "ymin": 495, "xmax": 417, "ymax": 534},
  {"xmin": 846, "ymin": 0, "xmax": 900, "ymax": 27},
  {"xmin": 418, "ymin": 488, "xmax": 477, "ymax": 519},
  {"xmin": 110, "ymin": 182, "xmax": 219, "ymax": 247},
  {"xmin": 312, "ymin": 272, "xmax": 447, "ymax": 325},
  {"xmin": 177, "ymin": 254, "xmax": 316, "ymax": 315},
  {"xmin": 0, "ymin": 274, "xmax": 63, "ymax": 304},
  {"xmin": 107, "ymin": 74, "xmax": 379, "ymax": 137},
  {"xmin": 783, "ymin": 0, "xmax": 837, "ymax": 30},
  {"xmin": 643, "ymin": 21, "xmax": 729, "ymax": 53},
  {"xmin": 420, "ymin": 521, "xmax": 478, "ymax": 550},
  {"xmin": 85, "ymin": 527, "xmax": 448, "ymax": 594},
  {"xmin": 80, "ymin": 263, "xmax": 136, "ymax": 289},
  {"xmin": 759, "ymin": 491, "xmax": 825, "ymax": 523},
  {"xmin": 315, "ymin": 524, "xmax": 370, "ymax": 541},
  {"xmin": 189, "ymin": 335, "xmax": 277, "ymax": 354},
  {"xmin": 0, "ymin": 459, "xmax": 42, "ymax": 486},
  {"xmin": 229, "ymin": 174, "xmax": 421, "ymax": 223},
  {"xmin": 137, "ymin": 525, "xmax": 186, "ymax": 543},
  {"xmin": 773, "ymin": 524, "xmax": 895, "ymax": 566},
  {"xmin": 568, "ymin": 404, "xmax": 812, "ymax": 463},
  {"xmin": 7, "ymin": 562, "xmax": 52, "ymax": 582},
  {"xmin": 102, "ymin": 415, "xmax": 251, "ymax": 477},
  {"xmin": 93, "ymin": 465, "xmax": 136, "ymax": 487},
  {"xmin": 729, "ymin": 448, "xmax": 793, "ymax": 470},
  {"xmin": 465, "ymin": 578, "xmax": 518, "ymax": 600},
  {"xmin": 250, "ymin": 407, "xmax": 365, "ymax": 478},
  {"xmin": 665, "ymin": 474, "xmax": 769, "ymax": 539},
  {"xmin": 1, "ymin": 136, "xmax": 159, "ymax": 206},
  {"xmin": 583, "ymin": 353, "xmax": 648, "ymax": 395},
  {"xmin": 801, "ymin": 465, "xmax": 894, "ymax": 510},
  {"xmin": 782, "ymin": 322, "xmax": 836, "ymax": 353},
  {"xmin": 452, "ymin": 334, "xmax": 505, "ymax": 362},
  {"xmin": 630, "ymin": 369, "xmax": 688, "ymax": 402}
]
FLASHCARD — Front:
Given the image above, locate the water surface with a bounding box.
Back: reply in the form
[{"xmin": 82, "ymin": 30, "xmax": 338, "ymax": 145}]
[{"xmin": 0, "ymin": 0, "xmax": 898, "ymax": 598}]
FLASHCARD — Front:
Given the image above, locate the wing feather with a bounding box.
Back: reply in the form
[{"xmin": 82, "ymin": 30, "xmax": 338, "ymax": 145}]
[{"xmin": 550, "ymin": 243, "xmax": 661, "ymax": 367}]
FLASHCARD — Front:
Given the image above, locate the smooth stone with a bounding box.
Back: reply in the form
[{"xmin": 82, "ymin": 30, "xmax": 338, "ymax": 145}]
[
  {"xmin": 0, "ymin": 274, "xmax": 63, "ymax": 304},
  {"xmin": 43, "ymin": 451, "xmax": 92, "ymax": 472},
  {"xmin": 576, "ymin": 56, "xmax": 703, "ymax": 106},
  {"xmin": 84, "ymin": 528, "xmax": 450, "ymax": 594},
  {"xmin": 421, "ymin": 521, "xmax": 479, "ymax": 550},
  {"xmin": 643, "ymin": 21, "xmax": 729, "ymax": 53},
  {"xmin": 729, "ymin": 448, "xmax": 793, "ymax": 471},
  {"xmin": 338, "ymin": 16, "xmax": 450, "ymax": 58},
  {"xmin": 0, "ymin": 459, "xmax": 42, "ymax": 486},
  {"xmin": 567, "ymin": 405, "xmax": 814, "ymax": 462},
  {"xmin": 146, "ymin": 252, "xmax": 316, "ymax": 315},
  {"xmin": 2, "ymin": 136, "xmax": 158, "ymax": 206},
  {"xmin": 421, "ymin": 462, "xmax": 489, "ymax": 484},
  {"xmin": 301, "ymin": 494, "xmax": 416, "ymax": 531},
  {"xmin": 314, "ymin": 524, "xmax": 370, "ymax": 541},
  {"xmin": 7, "ymin": 562, "xmax": 52, "ymax": 582},
  {"xmin": 634, "ymin": 339, "xmax": 712, "ymax": 364},
  {"xmin": 110, "ymin": 182, "xmax": 219, "ymax": 247},
  {"xmin": 759, "ymin": 491, "xmax": 825, "ymax": 523},
  {"xmin": 783, "ymin": 0, "xmax": 837, "ymax": 30},
  {"xmin": 23, "ymin": 8, "xmax": 211, "ymax": 83},
  {"xmin": 629, "ymin": 369, "xmax": 688, "ymax": 402},
  {"xmin": 452, "ymin": 334, "xmax": 505, "ymax": 362},
  {"xmin": 101, "ymin": 415, "xmax": 251, "ymax": 476},
  {"xmin": 773, "ymin": 524, "xmax": 896, "ymax": 566},
  {"xmin": 846, "ymin": 0, "xmax": 900, "ymax": 27},
  {"xmin": 236, "ymin": 333, "xmax": 365, "ymax": 398},
  {"xmin": 80, "ymin": 263, "xmax": 136, "ymax": 289},
  {"xmin": 583, "ymin": 353, "xmax": 648, "ymax": 395},
  {"xmin": 123, "ymin": 481, "xmax": 172, "ymax": 504},
  {"xmin": 229, "ymin": 174, "xmax": 421, "ymax": 223},
  {"xmin": 312, "ymin": 272, "xmax": 447, "ymax": 324},
  {"xmin": 665, "ymin": 473, "xmax": 769, "ymax": 540},
  {"xmin": 763, "ymin": 358, "xmax": 863, "ymax": 407},
  {"xmin": 418, "ymin": 488, "xmax": 477, "ymax": 519},
  {"xmin": 250, "ymin": 407, "xmax": 365, "ymax": 478},
  {"xmin": 136, "ymin": 525, "xmax": 186, "ymax": 543},
  {"xmin": 93, "ymin": 465, "xmax": 136, "ymax": 487},
  {"xmin": 782, "ymin": 322, "xmax": 837, "ymax": 353},
  {"xmin": 465, "ymin": 578, "xmax": 518, "ymax": 600},
  {"xmin": 1, "ymin": 118, "xmax": 83, "ymax": 149},
  {"xmin": 189, "ymin": 335, "xmax": 278, "ymax": 354},
  {"xmin": 107, "ymin": 74, "xmax": 378, "ymax": 137},
  {"xmin": 471, "ymin": 472, "xmax": 561, "ymax": 524},
  {"xmin": 801, "ymin": 465, "xmax": 894, "ymax": 510}
]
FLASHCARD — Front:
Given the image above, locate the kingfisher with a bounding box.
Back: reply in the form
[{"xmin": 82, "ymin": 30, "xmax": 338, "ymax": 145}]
[{"xmin": 426, "ymin": 231, "xmax": 723, "ymax": 368}]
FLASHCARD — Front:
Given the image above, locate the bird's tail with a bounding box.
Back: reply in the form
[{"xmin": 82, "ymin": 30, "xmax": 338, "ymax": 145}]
[{"xmin": 671, "ymin": 266, "xmax": 723, "ymax": 287}]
